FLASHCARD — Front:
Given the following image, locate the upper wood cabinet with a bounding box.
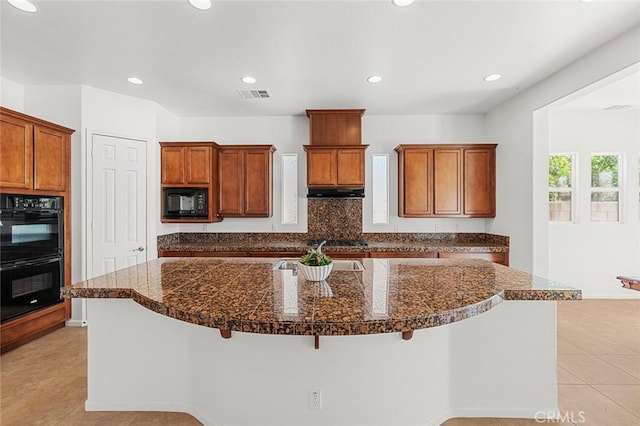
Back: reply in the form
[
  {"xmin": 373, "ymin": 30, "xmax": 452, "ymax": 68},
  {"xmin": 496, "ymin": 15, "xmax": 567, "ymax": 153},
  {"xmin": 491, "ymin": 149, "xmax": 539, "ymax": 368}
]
[
  {"xmin": 304, "ymin": 145, "xmax": 368, "ymax": 187},
  {"xmin": 463, "ymin": 148, "xmax": 496, "ymax": 216},
  {"xmin": 396, "ymin": 144, "xmax": 497, "ymax": 218},
  {"xmin": 159, "ymin": 141, "xmax": 220, "ymax": 223},
  {"xmin": 306, "ymin": 109, "xmax": 365, "ymax": 145},
  {"xmin": 160, "ymin": 143, "xmax": 214, "ymax": 185},
  {"xmin": 0, "ymin": 108, "xmax": 73, "ymax": 193},
  {"xmin": 218, "ymin": 145, "xmax": 275, "ymax": 217}
]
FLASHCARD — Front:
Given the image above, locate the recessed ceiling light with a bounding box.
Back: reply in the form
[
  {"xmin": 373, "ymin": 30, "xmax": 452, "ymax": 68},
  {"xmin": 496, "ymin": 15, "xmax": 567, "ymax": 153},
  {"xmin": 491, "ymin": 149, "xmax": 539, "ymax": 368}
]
[
  {"xmin": 392, "ymin": 0, "xmax": 415, "ymax": 6},
  {"xmin": 7, "ymin": 0, "xmax": 37, "ymax": 13},
  {"xmin": 241, "ymin": 76, "xmax": 257, "ymax": 84},
  {"xmin": 188, "ymin": 0, "xmax": 212, "ymax": 11},
  {"xmin": 484, "ymin": 74, "xmax": 502, "ymax": 82},
  {"xmin": 367, "ymin": 75, "xmax": 383, "ymax": 84},
  {"xmin": 580, "ymin": 0, "xmax": 595, "ymax": 3},
  {"xmin": 127, "ymin": 77, "xmax": 144, "ymax": 85}
]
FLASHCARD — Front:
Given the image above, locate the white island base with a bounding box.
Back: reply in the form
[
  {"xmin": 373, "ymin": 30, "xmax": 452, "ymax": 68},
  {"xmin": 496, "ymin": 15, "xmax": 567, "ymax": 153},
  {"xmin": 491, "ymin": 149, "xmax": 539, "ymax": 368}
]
[{"xmin": 85, "ymin": 299, "xmax": 558, "ymax": 425}]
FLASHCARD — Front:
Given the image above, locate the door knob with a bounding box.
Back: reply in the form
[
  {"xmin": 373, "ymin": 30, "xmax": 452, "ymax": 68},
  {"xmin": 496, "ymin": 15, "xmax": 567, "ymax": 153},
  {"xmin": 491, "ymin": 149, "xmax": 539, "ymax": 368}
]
[{"xmin": 132, "ymin": 246, "xmax": 145, "ymax": 252}]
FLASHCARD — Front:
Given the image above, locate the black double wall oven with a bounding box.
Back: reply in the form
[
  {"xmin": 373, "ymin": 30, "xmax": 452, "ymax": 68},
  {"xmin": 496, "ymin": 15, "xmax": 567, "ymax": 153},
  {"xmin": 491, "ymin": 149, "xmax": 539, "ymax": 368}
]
[{"xmin": 1, "ymin": 194, "xmax": 64, "ymax": 323}]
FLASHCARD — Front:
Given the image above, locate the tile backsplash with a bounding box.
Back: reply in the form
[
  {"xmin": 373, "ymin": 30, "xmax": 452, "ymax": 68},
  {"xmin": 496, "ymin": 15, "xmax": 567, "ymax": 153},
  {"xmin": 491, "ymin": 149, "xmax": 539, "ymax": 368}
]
[{"xmin": 307, "ymin": 198, "xmax": 362, "ymax": 240}]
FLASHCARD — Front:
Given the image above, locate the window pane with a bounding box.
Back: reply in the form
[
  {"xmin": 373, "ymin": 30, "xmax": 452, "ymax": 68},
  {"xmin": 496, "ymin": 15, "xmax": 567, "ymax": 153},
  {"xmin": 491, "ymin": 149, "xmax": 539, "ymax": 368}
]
[
  {"xmin": 281, "ymin": 154, "xmax": 298, "ymax": 224},
  {"xmin": 372, "ymin": 154, "xmax": 389, "ymax": 224},
  {"xmin": 549, "ymin": 192, "xmax": 572, "ymax": 222},
  {"xmin": 591, "ymin": 154, "xmax": 619, "ymax": 188},
  {"xmin": 591, "ymin": 191, "xmax": 619, "ymax": 222},
  {"xmin": 549, "ymin": 155, "xmax": 572, "ymax": 188}
]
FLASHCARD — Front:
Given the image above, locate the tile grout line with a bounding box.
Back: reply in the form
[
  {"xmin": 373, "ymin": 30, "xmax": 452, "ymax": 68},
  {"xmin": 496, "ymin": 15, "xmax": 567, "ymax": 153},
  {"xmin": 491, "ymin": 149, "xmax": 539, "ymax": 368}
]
[
  {"xmin": 591, "ymin": 353, "xmax": 640, "ymax": 382},
  {"xmin": 585, "ymin": 383, "xmax": 640, "ymax": 421}
]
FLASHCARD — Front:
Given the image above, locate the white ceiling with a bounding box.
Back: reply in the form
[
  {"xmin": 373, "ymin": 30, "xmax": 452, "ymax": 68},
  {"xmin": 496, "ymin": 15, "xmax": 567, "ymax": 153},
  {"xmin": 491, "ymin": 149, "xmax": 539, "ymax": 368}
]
[{"xmin": 1, "ymin": 0, "xmax": 640, "ymax": 117}]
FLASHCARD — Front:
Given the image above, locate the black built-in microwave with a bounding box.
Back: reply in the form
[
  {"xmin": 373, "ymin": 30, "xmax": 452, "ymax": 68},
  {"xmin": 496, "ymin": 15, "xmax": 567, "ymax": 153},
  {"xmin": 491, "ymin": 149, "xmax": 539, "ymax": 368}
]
[{"xmin": 162, "ymin": 188, "xmax": 208, "ymax": 219}]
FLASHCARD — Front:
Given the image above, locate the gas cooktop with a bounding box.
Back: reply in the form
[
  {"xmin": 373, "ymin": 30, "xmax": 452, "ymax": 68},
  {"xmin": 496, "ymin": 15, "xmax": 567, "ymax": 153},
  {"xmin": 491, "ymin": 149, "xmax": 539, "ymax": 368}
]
[{"xmin": 306, "ymin": 239, "xmax": 368, "ymax": 247}]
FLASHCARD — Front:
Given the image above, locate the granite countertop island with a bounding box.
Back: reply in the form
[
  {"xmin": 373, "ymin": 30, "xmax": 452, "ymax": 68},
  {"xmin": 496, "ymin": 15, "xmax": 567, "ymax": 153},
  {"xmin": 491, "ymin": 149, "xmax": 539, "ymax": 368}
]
[
  {"xmin": 67, "ymin": 256, "xmax": 581, "ymax": 425},
  {"xmin": 156, "ymin": 232, "xmax": 512, "ymax": 274},
  {"xmin": 63, "ymin": 256, "xmax": 578, "ymax": 339}
]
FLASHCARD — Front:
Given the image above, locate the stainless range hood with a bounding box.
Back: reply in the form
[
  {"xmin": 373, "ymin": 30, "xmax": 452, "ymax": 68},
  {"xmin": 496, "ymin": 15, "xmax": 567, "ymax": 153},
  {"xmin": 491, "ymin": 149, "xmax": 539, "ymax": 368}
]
[{"xmin": 307, "ymin": 188, "xmax": 365, "ymax": 198}]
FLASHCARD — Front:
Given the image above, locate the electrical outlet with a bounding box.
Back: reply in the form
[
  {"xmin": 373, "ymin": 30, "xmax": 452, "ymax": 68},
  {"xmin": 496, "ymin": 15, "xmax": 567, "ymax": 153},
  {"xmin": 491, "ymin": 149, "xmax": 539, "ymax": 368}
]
[{"xmin": 309, "ymin": 390, "xmax": 322, "ymax": 410}]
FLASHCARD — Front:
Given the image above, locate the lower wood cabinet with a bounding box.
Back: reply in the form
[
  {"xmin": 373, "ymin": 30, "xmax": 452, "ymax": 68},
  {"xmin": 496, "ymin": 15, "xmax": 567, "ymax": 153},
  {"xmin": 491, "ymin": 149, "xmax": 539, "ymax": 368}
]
[
  {"xmin": 1, "ymin": 303, "xmax": 66, "ymax": 354},
  {"xmin": 437, "ymin": 251, "xmax": 509, "ymax": 266},
  {"xmin": 369, "ymin": 252, "xmax": 437, "ymax": 258},
  {"xmin": 158, "ymin": 249, "xmax": 508, "ymax": 266},
  {"xmin": 247, "ymin": 251, "xmax": 306, "ymax": 258},
  {"xmin": 321, "ymin": 251, "xmax": 367, "ymax": 259}
]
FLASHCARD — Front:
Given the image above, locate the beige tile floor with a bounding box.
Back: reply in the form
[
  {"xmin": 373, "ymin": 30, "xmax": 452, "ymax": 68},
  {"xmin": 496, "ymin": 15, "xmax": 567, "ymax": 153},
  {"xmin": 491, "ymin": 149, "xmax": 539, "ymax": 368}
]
[{"xmin": 1, "ymin": 299, "xmax": 638, "ymax": 425}]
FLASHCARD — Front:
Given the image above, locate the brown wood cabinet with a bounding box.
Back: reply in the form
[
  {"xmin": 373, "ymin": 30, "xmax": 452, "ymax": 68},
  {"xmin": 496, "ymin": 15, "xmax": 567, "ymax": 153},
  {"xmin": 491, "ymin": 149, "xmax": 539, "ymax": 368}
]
[
  {"xmin": 218, "ymin": 145, "xmax": 275, "ymax": 217},
  {"xmin": 1, "ymin": 108, "xmax": 72, "ymax": 193},
  {"xmin": 0, "ymin": 107, "xmax": 74, "ymax": 353},
  {"xmin": 161, "ymin": 143, "xmax": 214, "ymax": 185},
  {"xmin": 463, "ymin": 148, "xmax": 496, "ymax": 216},
  {"xmin": 306, "ymin": 109, "xmax": 365, "ymax": 145},
  {"xmin": 396, "ymin": 144, "xmax": 497, "ymax": 218},
  {"xmin": 437, "ymin": 251, "xmax": 508, "ymax": 266},
  {"xmin": 160, "ymin": 142, "xmax": 220, "ymax": 223},
  {"xmin": 304, "ymin": 145, "xmax": 367, "ymax": 187},
  {"xmin": 159, "ymin": 249, "xmax": 507, "ymax": 265},
  {"xmin": 369, "ymin": 252, "xmax": 437, "ymax": 258}
]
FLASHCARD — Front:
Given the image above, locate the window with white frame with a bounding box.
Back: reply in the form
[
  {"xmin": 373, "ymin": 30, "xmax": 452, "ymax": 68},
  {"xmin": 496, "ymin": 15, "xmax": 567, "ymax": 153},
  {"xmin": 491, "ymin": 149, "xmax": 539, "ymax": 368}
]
[
  {"xmin": 281, "ymin": 154, "xmax": 298, "ymax": 224},
  {"xmin": 548, "ymin": 154, "xmax": 575, "ymax": 222},
  {"xmin": 590, "ymin": 153, "xmax": 622, "ymax": 222},
  {"xmin": 372, "ymin": 154, "xmax": 389, "ymax": 224}
]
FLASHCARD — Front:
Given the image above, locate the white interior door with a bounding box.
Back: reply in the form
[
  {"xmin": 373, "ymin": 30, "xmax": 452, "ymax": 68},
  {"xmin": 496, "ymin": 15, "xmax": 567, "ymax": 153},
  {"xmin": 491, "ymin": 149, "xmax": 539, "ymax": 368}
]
[{"xmin": 89, "ymin": 133, "xmax": 147, "ymax": 278}]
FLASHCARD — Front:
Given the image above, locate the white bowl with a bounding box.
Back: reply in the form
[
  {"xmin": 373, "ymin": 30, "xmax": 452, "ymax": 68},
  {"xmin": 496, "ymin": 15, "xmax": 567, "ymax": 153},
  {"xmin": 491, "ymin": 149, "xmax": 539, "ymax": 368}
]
[{"xmin": 297, "ymin": 262, "xmax": 333, "ymax": 282}]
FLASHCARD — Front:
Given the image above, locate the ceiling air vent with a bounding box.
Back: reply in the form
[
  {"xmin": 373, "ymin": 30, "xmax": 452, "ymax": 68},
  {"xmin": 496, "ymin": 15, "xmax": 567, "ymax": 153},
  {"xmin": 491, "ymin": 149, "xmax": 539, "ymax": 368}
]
[
  {"xmin": 237, "ymin": 89, "xmax": 270, "ymax": 99},
  {"xmin": 604, "ymin": 105, "xmax": 635, "ymax": 111}
]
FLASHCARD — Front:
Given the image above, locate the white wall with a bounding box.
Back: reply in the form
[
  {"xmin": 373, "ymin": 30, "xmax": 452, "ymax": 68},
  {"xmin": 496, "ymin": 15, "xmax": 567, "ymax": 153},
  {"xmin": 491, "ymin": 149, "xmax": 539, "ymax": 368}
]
[
  {"xmin": 179, "ymin": 114, "xmax": 488, "ymax": 234},
  {"xmin": 486, "ymin": 24, "xmax": 640, "ymax": 273},
  {"xmin": 548, "ymin": 109, "xmax": 640, "ymax": 298},
  {"xmin": 0, "ymin": 77, "xmax": 24, "ymax": 112},
  {"xmin": 362, "ymin": 114, "xmax": 487, "ymax": 233},
  {"xmin": 179, "ymin": 115, "xmax": 309, "ymax": 233},
  {"xmin": 80, "ymin": 85, "xmax": 180, "ymax": 268}
]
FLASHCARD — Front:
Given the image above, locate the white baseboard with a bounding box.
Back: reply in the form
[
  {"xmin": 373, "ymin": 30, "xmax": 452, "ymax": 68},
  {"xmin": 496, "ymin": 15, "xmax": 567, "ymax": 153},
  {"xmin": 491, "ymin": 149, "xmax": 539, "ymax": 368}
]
[
  {"xmin": 85, "ymin": 400, "xmax": 217, "ymax": 425},
  {"xmin": 427, "ymin": 407, "xmax": 560, "ymax": 425},
  {"xmin": 65, "ymin": 319, "xmax": 87, "ymax": 327}
]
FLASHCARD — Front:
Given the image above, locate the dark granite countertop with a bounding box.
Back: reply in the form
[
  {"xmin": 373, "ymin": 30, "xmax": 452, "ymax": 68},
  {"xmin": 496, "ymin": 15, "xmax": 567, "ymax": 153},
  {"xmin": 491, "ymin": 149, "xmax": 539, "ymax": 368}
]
[
  {"xmin": 63, "ymin": 257, "xmax": 579, "ymax": 337},
  {"xmin": 157, "ymin": 232, "xmax": 510, "ymax": 254}
]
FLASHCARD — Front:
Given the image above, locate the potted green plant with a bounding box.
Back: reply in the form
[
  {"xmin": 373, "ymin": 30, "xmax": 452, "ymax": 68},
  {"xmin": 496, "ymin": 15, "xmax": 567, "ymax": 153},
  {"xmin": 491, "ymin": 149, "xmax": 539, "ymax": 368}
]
[{"xmin": 298, "ymin": 242, "xmax": 333, "ymax": 282}]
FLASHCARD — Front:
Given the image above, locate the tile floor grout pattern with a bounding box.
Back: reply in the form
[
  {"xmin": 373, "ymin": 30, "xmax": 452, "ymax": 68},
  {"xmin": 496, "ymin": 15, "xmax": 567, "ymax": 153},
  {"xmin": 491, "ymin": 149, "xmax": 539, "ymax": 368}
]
[{"xmin": 1, "ymin": 299, "xmax": 638, "ymax": 425}]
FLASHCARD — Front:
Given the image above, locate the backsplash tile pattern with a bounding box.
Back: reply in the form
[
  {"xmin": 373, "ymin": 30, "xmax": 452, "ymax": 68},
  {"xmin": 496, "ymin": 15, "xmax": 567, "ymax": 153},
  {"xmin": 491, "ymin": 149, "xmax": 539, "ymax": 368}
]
[{"xmin": 307, "ymin": 198, "xmax": 362, "ymax": 240}]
